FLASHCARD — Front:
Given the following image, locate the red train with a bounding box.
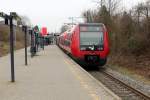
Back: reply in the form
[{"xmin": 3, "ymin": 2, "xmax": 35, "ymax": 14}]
[{"xmin": 58, "ymin": 23, "xmax": 109, "ymax": 66}]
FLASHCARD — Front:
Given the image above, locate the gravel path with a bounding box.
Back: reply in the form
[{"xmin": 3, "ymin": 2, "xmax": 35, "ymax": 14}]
[{"xmin": 105, "ymin": 67, "xmax": 150, "ymax": 97}]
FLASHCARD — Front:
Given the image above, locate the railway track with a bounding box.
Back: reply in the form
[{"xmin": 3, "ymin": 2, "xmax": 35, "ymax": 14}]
[
  {"xmin": 89, "ymin": 69, "xmax": 150, "ymax": 100},
  {"xmin": 64, "ymin": 48, "xmax": 150, "ymax": 100}
]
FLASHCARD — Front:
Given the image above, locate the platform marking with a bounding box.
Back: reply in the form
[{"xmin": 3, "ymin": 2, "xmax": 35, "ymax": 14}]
[{"xmin": 64, "ymin": 59, "xmax": 99, "ymax": 100}]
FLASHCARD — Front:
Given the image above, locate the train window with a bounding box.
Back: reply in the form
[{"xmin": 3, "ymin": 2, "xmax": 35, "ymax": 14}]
[{"xmin": 80, "ymin": 31, "xmax": 104, "ymax": 51}]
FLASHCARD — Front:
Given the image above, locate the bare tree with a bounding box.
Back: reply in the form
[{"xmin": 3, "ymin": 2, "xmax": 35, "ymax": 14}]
[
  {"xmin": 95, "ymin": 0, "xmax": 121, "ymax": 15},
  {"xmin": 82, "ymin": 10, "xmax": 96, "ymax": 23},
  {"xmin": 20, "ymin": 16, "xmax": 31, "ymax": 26},
  {"xmin": 60, "ymin": 25, "xmax": 69, "ymax": 33},
  {"xmin": 93, "ymin": 0, "xmax": 105, "ymax": 7}
]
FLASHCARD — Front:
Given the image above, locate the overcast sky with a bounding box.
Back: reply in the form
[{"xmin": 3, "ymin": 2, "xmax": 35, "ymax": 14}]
[{"xmin": 0, "ymin": 0, "xmax": 143, "ymax": 32}]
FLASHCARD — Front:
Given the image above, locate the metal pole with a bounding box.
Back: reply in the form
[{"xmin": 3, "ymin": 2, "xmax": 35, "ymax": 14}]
[
  {"xmin": 9, "ymin": 14, "xmax": 15, "ymax": 82},
  {"xmin": 24, "ymin": 26, "xmax": 28, "ymax": 65},
  {"xmin": 29, "ymin": 30, "xmax": 32, "ymax": 57},
  {"xmin": 14, "ymin": 26, "xmax": 16, "ymax": 46},
  {"xmin": 109, "ymin": 0, "xmax": 111, "ymax": 15}
]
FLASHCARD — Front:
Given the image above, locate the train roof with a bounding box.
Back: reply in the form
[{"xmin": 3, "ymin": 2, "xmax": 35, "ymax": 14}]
[{"xmin": 78, "ymin": 23, "xmax": 104, "ymax": 26}]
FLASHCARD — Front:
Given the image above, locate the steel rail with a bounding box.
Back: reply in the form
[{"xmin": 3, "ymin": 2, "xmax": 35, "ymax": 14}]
[{"xmin": 101, "ymin": 70, "xmax": 150, "ymax": 100}]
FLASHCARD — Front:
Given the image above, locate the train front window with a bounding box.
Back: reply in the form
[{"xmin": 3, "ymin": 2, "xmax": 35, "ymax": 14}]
[{"xmin": 80, "ymin": 25, "xmax": 104, "ymax": 51}]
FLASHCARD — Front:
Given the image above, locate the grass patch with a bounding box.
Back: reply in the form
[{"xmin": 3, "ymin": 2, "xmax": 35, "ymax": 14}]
[
  {"xmin": 0, "ymin": 25, "xmax": 25, "ymax": 57},
  {"xmin": 0, "ymin": 42, "xmax": 9, "ymax": 57}
]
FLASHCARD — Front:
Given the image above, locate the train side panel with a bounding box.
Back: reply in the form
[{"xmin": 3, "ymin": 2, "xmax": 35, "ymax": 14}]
[{"xmin": 71, "ymin": 25, "xmax": 80, "ymax": 57}]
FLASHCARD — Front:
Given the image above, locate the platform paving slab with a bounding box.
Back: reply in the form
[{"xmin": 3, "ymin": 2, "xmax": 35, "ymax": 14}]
[{"xmin": 0, "ymin": 45, "xmax": 120, "ymax": 100}]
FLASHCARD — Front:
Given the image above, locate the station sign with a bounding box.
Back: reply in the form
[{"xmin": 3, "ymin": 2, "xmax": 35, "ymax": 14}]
[{"xmin": 80, "ymin": 25, "xmax": 103, "ymax": 32}]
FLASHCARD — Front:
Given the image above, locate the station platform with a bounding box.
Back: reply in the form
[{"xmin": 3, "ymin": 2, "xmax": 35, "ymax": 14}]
[{"xmin": 0, "ymin": 45, "xmax": 120, "ymax": 100}]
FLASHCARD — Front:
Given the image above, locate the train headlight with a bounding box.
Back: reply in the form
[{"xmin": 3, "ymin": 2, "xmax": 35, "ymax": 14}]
[
  {"xmin": 80, "ymin": 47, "xmax": 86, "ymax": 50},
  {"xmin": 98, "ymin": 46, "xmax": 104, "ymax": 51},
  {"xmin": 99, "ymin": 48, "xmax": 103, "ymax": 50}
]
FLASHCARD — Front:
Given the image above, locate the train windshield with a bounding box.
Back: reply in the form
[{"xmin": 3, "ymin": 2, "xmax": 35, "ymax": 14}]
[{"xmin": 80, "ymin": 25, "xmax": 104, "ymax": 51}]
